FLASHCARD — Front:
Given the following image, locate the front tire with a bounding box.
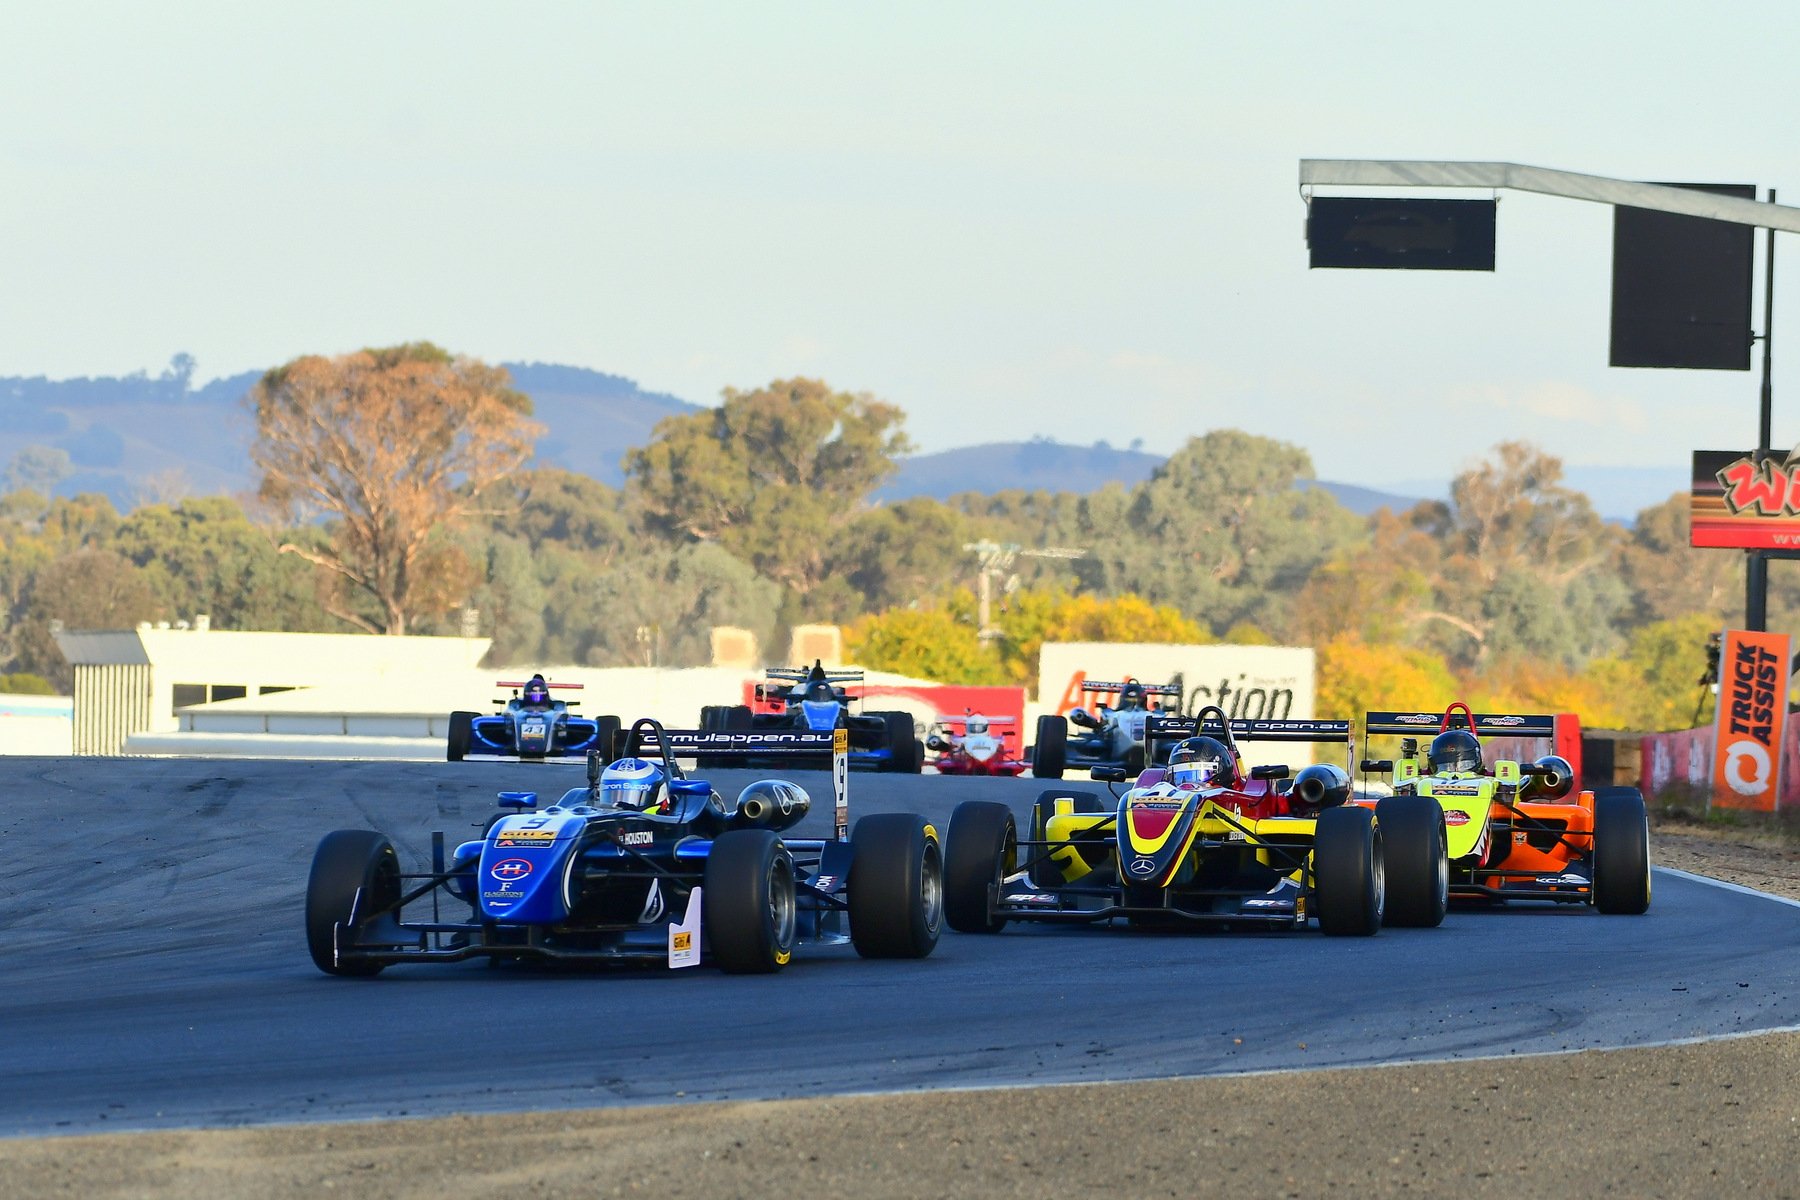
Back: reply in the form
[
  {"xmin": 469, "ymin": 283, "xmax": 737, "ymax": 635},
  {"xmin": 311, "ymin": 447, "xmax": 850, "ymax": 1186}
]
[
  {"xmin": 944, "ymin": 801, "xmax": 1016, "ymax": 933},
  {"xmin": 306, "ymin": 830, "xmax": 401, "ymax": 977},
  {"xmin": 848, "ymin": 814, "xmax": 943, "ymax": 958},
  {"xmin": 1313, "ymin": 805, "xmax": 1384, "ymax": 936},
  {"xmin": 1032, "ymin": 715, "xmax": 1067, "ymax": 779},
  {"xmin": 703, "ymin": 830, "xmax": 797, "ymax": 973},
  {"xmin": 1375, "ymin": 795, "xmax": 1447, "ymax": 928},
  {"xmin": 1593, "ymin": 788, "xmax": 1652, "ymax": 914},
  {"xmin": 446, "ymin": 711, "xmax": 474, "ymax": 762}
]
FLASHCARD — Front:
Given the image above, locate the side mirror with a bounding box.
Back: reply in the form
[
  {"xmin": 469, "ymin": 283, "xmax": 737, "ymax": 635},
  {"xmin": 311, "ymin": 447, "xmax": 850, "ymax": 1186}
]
[
  {"xmin": 1250, "ymin": 764, "xmax": 1290, "ymax": 781},
  {"xmin": 1521, "ymin": 761, "xmax": 1552, "ymax": 776},
  {"xmin": 926, "ymin": 735, "xmax": 950, "ymax": 752},
  {"xmin": 1089, "ymin": 766, "xmax": 1128, "ymax": 783},
  {"xmin": 1359, "ymin": 759, "xmax": 1394, "ymax": 774},
  {"xmin": 497, "ymin": 790, "xmax": 537, "ymax": 810},
  {"xmin": 1400, "ymin": 738, "xmax": 1418, "ymax": 758}
]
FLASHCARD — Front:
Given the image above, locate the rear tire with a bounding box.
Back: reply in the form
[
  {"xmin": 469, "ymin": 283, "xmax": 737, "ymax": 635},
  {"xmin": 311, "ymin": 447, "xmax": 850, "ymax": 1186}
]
[
  {"xmin": 703, "ymin": 830, "xmax": 797, "ymax": 973},
  {"xmin": 944, "ymin": 801, "xmax": 1016, "ymax": 933},
  {"xmin": 306, "ymin": 830, "xmax": 401, "ymax": 977},
  {"xmin": 1032, "ymin": 715, "xmax": 1068, "ymax": 779},
  {"xmin": 700, "ymin": 705, "xmax": 722, "ymax": 731},
  {"xmin": 1124, "ymin": 743, "xmax": 1147, "ymax": 776},
  {"xmin": 1313, "ymin": 805, "xmax": 1383, "ymax": 936},
  {"xmin": 1593, "ymin": 787, "xmax": 1652, "ymax": 914},
  {"xmin": 878, "ymin": 712, "xmax": 914, "ymax": 772},
  {"xmin": 447, "ymin": 711, "xmax": 474, "ymax": 762},
  {"xmin": 592, "ymin": 715, "xmax": 622, "ymax": 761},
  {"xmin": 1375, "ymin": 795, "xmax": 1447, "ymax": 928},
  {"xmin": 849, "ymin": 814, "xmax": 943, "ymax": 958}
]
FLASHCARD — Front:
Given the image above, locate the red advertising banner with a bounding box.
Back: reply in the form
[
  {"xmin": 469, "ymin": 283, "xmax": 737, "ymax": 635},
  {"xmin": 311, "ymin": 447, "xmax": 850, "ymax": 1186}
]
[
  {"xmin": 1690, "ymin": 450, "xmax": 1800, "ymax": 549},
  {"xmin": 1710, "ymin": 628, "xmax": 1792, "ymax": 811}
]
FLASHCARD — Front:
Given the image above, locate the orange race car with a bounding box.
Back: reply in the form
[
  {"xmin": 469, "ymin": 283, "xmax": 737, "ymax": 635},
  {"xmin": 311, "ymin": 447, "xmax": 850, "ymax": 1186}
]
[{"xmin": 1359, "ymin": 703, "xmax": 1650, "ymax": 914}]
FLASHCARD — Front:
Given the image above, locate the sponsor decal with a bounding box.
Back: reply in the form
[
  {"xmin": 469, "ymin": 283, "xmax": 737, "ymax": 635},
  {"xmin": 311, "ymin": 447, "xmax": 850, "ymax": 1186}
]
[
  {"xmin": 495, "ymin": 829, "xmax": 556, "ymax": 847},
  {"xmin": 812, "ymin": 875, "xmax": 839, "ymax": 891},
  {"xmin": 1486, "ymin": 715, "xmax": 1526, "ymax": 727},
  {"xmin": 1513, "ymin": 832, "xmax": 1529, "ymax": 844},
  {"xmin": 1242, "ymin": 898, "xmax": 1294, "ymax": 910},
  {"xmin": 1128, "ymin": 855, "xmax": 1159, "ymax": 876},
  {"xmin": 483, "ymin": 889, "xmax": 524, "ymax": 900},
  {"xmin": 490, "ymin": 858, "xmax": 533, "ymax": 881},
  {"xmin": 1433, "ymin": 786, "xmax": 1480, "ymax": 796},
  {"xmin": 1535, "ymin": 873, "xmax": 1588, "ymax": 886},
  {"xmin": 1394, "ymin": 714, "xmax": 1437, "ymax": 725},
  {"xmin": 1443, "ymin": 811, "xmax": 1471, "ymax": 826},
  {"xmin": 639, "ymin": 880, "xmax": 665, "ymax": 923},
  {"xmin": 617, "ymin": 829, "xmax": 654, "ymax": 847},
  {"xmin": 1711, "ymin": 628, "xmax": 1791, "ymax": 811},
  {"xmin": 671, "ymin": 931, "xmax": 692, "ymax": 952}
]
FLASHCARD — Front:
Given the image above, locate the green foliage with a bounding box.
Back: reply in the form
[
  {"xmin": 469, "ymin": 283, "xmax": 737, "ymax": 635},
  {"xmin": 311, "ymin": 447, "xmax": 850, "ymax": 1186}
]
[
  {"xmin": 0, "ymin": 672, "xmax": 55, "ymax": 695},
  {"xmin": 625, "ymin": 378, "xmax": 911, "ymax": 599},
  {"xmin": 846, "ymin": 605, "xmax": 995, "ymax": 684}
]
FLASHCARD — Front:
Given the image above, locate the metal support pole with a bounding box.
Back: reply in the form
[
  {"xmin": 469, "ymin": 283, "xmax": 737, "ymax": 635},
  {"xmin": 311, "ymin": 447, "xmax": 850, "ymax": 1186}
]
[{"xmin": 1748, "ymin": 187, "xmax": 1777, "ymax": 632}]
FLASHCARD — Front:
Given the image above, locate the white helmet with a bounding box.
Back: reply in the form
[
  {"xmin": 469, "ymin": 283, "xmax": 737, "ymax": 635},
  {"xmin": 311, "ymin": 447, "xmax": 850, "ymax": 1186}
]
[{"xmin": 598, "ymin": 757, "xmax": 667, "ymax": 812}]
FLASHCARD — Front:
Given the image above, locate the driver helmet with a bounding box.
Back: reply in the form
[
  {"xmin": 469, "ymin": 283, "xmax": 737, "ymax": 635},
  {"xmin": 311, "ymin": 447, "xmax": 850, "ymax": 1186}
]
[
  {"xmin": 1167, "ymin": 736, "xmax": 1235, "ymax": 789},
  {"xmin": 1117, "ymin": 682, "xmax": 1146, "ymax": 711},
  {"xmin": 804, "ymin": 679, "xmax": 836, "ymax": 704},
  {"xmin": 1428, "ymin": 729, "xmax": 1483, "ymax": 775},
  {"xmin": 523, "ymin": 675, "xmax": 550, "ymax": 706},
  {"xmin": 966, "ymin": 714, "xmax": 989, "ymax": 736},
  {"xmin": 599, "ymin": 757, "xmax": 667, "ymax": 812}
]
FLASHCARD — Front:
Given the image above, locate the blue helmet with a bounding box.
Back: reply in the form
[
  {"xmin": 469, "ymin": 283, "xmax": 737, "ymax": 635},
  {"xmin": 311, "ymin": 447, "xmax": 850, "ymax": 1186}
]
[
  {"xmin": 599, "ymin": 757, "xmax": 666, "ymax": 811},
  {"xmin": 523, "ymin": 676, "xmax": 550, "ymax": 705}
]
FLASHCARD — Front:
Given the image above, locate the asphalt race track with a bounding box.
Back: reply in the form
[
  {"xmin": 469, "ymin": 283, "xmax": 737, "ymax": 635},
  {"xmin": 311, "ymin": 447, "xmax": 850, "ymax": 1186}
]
[{"xmin": 3, "ymin": 757, "xmax": 1798, "ymax": 1138}]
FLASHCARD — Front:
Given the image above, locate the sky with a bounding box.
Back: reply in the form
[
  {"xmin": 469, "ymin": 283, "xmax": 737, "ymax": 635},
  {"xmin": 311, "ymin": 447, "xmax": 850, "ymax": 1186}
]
[{"xmin": 2, "ymin": 1, "xmax": 1798, "ymax": 494}]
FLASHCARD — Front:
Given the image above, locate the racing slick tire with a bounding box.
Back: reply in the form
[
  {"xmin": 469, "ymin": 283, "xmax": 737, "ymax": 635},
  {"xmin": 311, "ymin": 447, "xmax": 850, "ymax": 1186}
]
[
  {"xmin": 704, "ymin": 829, "xmax": 798, "ymax": 973},
  {"xmin": 1313, "ymin": 805, "xmax": 1384, "ymax": 936},
  {"xmin": 700, "ymin": 705, "xmax": 723, "ymax": 730},
  {"xmin": 1374, "ymin": 795, "xmax": 1448, "ymax": 928},
  {"xmin": 1032, "ymin": 715, "xmax": 1068, "ymax": 779},
  {"xmin": 724, "ymin": 705, "xmax": 753, "ymax": 730},
  {"xmin": 306, "ymin": 830, "xmax": 402, "ymax": 977},
  {"xmin": 944, "ymin": 801, "xmax": 1016, "ymax": 933},
  {"xmin": 447, "ymin": 711, "xmax": 475, "ymax": 762},
  {"xmin": 878, "ymin": 712, "xmax": 916, "ymax": 773},
  {"xmin": 592, "ymin": 714, "xmax": 622, "ymax": 761},
  {"xmin": 848, "ymin": 813, "xmax": 943, "ymax": 958},
  {"xmin": 1029, "ymin": 789, "xmax": 1108, "ymax": 888},
  {"xmin": 1593, "ymin": 787, "xmax": 1652, "ymax": 915}
]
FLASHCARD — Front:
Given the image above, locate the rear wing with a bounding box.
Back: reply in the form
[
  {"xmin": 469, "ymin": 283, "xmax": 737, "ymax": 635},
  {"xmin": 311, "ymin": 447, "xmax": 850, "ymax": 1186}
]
[
  {"xmin": 763, "ymin": 667, "xmax": 866, "ymax": 685},
  {"xmin": 936, "ymin": 714, "xmax": 1017, "ymax": 726},
  {"xmin": 1082, "ymin": 680, "xmax": 1181, "ymax": 700},
  {"xmin": 1146, "ymin": 714, "xmax": 1351, "ymax": 743},
  {"xmin": 626, "ymin": 724, "xmax": 851, "ymax": 841},
  {"xmin": 1363, "ymin": 710, "xmax": 1556, "ymax": 738},
  {"xmin": 496, "ymin": 679, "xmax": 583, "ymax": 690}
]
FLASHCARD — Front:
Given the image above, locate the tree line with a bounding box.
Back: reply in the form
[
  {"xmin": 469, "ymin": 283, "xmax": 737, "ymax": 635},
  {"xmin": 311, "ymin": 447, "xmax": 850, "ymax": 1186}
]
[{"xmin": 0, "ymin": 342, "xmax": 1779, "ymax": 732}]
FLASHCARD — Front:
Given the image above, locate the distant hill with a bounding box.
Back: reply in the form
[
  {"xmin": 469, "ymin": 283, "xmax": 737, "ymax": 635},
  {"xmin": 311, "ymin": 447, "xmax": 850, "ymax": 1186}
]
[
  {"xmin": 881, "ymin": 440, "xmax": 1428, "ymax": 517},
  {"xmin": 0, "ymin": 358, "xmax": 700, "ymax": 508}
]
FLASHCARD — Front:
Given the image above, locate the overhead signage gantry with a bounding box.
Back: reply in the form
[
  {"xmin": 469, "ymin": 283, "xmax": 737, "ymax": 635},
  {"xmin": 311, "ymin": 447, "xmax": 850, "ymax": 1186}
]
[{"xmin": 1298, "ymin": 158, "xmax": 1800, "ymax": 629}]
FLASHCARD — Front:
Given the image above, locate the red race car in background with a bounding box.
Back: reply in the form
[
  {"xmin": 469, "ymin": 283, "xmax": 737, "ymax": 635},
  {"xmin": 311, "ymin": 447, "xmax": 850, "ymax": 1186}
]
[{"xmin": 927, "ymin": 712, "xmax": 1030, "ymax": 777}]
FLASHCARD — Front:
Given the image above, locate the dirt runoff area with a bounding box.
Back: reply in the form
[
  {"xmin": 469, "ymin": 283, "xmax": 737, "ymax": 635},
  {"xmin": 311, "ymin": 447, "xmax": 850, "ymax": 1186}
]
[{"xmin": 4, "ymin": 831, "xmax": 1797, "ymax": 1200}]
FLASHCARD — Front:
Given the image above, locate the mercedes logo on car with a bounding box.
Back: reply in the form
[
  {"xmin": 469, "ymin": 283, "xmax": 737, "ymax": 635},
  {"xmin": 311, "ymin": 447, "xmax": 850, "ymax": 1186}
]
[{"xmin": 1128, "ymin": 856, "xmax": 1158, "ymax": 876}]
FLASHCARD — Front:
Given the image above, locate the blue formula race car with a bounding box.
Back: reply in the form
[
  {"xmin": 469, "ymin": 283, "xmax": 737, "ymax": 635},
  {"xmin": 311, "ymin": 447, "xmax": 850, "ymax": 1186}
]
[
  {"xmin": 307, "ymin": 720, "xmax": 944, "ymax": 975},
  {"xmin": 701, "ymin": 661, "xmax": 923, "ymax": 773},
  {"xmin": 447, "ymin": 673, "xmax": 619, "ymax": 763}
]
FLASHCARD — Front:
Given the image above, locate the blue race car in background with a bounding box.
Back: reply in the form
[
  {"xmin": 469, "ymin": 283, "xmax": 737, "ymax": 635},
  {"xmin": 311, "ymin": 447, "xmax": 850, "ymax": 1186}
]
[
  {"xmin": 700, "ymin": 661, "xmax": 923, "ymax": 773},
  {"xmin": 447, "ymin": 673, "xmax": 619, "ymax": 763},
  {"xmin": 308, "ymin": 719, "xmax": 943, "ymax": 974}
]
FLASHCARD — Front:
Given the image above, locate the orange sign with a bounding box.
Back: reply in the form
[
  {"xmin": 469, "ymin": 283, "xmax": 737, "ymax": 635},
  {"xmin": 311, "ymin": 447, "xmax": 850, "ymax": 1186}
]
[{"xmin": 1711, "ymin": 628, "xmax": 1792, "ymax": 811}]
